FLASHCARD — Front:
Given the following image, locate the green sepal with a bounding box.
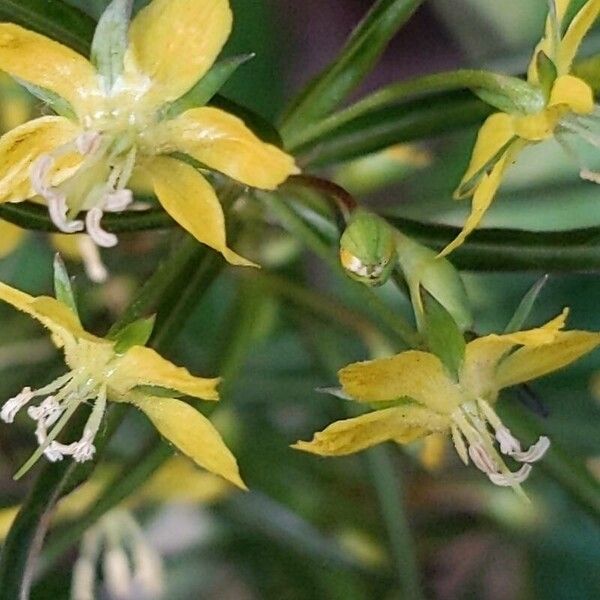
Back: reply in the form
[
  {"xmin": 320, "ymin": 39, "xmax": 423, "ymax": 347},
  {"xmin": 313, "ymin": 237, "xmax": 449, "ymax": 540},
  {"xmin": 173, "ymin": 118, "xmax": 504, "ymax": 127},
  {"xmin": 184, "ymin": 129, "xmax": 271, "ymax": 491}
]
[
  {"xmin": 162, "ymin": 54, "xmax": 255, "ymax": 120},
  {"xmin": 536, "ymin": 51, "xmax": 558, "ymax": 101},
  {"xmin": 421, "ymin": 289, "xmax": 465, "ymax": 381},
  {"xmin": 14, "ymin": 78, "xmax": 76, "ymax": 120},
  {"xmin": 339, "ymin": 210, "xmax": 398, "ymax": 287},
  {"xmin": 111, "ymin": 315, "xmax": 156, "ymax": 354},
  {"xmin": 90, "ymin": 0, "xmax": 133, "ymax": 90},
  {"xmin": 53, "ymin": 253, "xmax": 79, "ymax": 318},
  {"xmin": 473, "ymin": 76, "xmax": 544, "ymax": 115},
  {"xmin": 504, "ymin": 275, "xmax": 549, "ymax": 334}
]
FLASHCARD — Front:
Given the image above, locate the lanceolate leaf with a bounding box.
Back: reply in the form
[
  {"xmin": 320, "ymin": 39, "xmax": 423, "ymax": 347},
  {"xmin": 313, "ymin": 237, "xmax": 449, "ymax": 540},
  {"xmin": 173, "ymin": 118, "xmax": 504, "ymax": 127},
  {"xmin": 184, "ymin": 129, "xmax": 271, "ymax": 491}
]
[
  {"xmin": 504, "ymin": 275, "xmax": 549, "ymax": 334},
  {"xmin": 53, "ymin": 254, "xmax": 79, "ymax": 319},
  {"xmin": 280, "ymin": 0, "xmax": 423, "ymax": 141}
]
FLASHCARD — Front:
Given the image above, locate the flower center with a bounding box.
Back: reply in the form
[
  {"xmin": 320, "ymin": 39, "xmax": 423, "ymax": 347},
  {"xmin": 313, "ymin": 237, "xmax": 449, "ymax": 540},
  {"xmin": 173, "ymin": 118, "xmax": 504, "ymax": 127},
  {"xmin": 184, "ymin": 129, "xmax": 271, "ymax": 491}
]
[
  {"xmin": 0, "ymin": 347, "xmax": 115, "ymax": 468},
  {"xmin": 450, "ymin": 398, "xmax": 550, "ymax": 489},
  {"xmin": 30, "ymin": 129, "xmax": 138, "ymax": 248}
]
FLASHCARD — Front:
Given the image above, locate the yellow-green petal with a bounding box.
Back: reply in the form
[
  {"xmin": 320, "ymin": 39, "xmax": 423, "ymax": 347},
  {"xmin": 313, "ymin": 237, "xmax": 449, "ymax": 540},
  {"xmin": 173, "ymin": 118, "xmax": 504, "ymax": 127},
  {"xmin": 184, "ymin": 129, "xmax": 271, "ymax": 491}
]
[
  {"xmin": 0, "ymin": 24, "xmax": 97, "ymax": 114},
  {"xmin": 548, "ymin": 74, "xmax": 595, "ymax": 114},
  {"xmin": 153, "ymin": 107, "xmax": 299, "ymax": 189},
  {"xmin": 496, "ymin": 330, "xmax": 600, "ymax": 389},
  {"xmin": 0, "ymin": 220, "xmax": 25, "ymax": 257},
  {"xmin": 147, "ymin": 156, "xmax": 256, "ymax": 266},
  {"xmin": 558, "ymin": 0, "xmax": 600, "ymax": 74},
  {"xmin": 125, "ymin": 0, "xmax": 232, "ymax": 110},
  {"xmin": 130, "ymin": 394, "xmax": 246, "ymax": 489},
  {"xmin": 110, "ymin": 344, "xmax": 220, "ymax": 401},
  {"xmin": 461, "ymin": 310, "xmax": 568, "ymax": 398},
  {"xmin": 441, "ymin": 141, "xmax": 524, "ymax": 257},
  {"xmin": 339, "ymin": 351, "xmax": 462, "ymax": 414},
  {"xmin": 454, "ymin": 112, "xmax": 516, "ymax": 200},
  {"xmin": 292, "ymin": 406, "xmax": 448, "ymax": 456},
  {"xmin": 0, "ymin": 116, "xmax": 81, "ymax": 203}
]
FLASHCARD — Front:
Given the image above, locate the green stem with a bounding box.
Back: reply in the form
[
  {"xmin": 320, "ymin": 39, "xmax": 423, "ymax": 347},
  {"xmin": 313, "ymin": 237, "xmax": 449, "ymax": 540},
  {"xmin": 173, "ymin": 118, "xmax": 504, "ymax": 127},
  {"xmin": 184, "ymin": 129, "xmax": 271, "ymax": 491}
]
[
  {"xmin": 364, "ymin": 447, "xmax": 424, "ymax": 599},
  {"xmin": 0, "ymin": 202, "xmax": 172, "ymax": 234},
  {"xmin": 286, "ymin": 69, "xmax": 535, "ymax": 151}
]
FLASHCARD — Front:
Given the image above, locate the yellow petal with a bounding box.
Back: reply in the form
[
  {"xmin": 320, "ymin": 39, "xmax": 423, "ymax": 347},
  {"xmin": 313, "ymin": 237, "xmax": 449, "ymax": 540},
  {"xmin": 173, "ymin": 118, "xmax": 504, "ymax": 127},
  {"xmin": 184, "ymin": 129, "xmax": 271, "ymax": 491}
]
[
  {"xmin": 292, "ymin": 405, "xmax": 448, "ymax": 456},
  {"xmin": 147, "ymin": 156, "xmax": 256, "ymax": 266},
  {"xmin": 0, "ymin": 282, "xmax": 102, "ymax": 356},
  {"xmin": 0, "ymin": 220, "xmax": 25, "ymax": 257},
  {"xmin": 548, "ymin": 74, "xmax": 595, "ymax": 114},
  {"xmin": 136, "ymin": 456, "xmax": 232, "ymax": 504},
  {"xmin": 495, "ymin": 330, "xmax": 600, "ymax": 389},
  {"xmin": 110, "ymin": 344, "xmax": 220, "ymax": 400},
  {"xmin": 339, "ymin": 351, "xmax": 462, "ymax": 414},
  {"xmin": 558, "ymin": 0, "xmax": 600, "ymax": 74},
  {"xmin": 440, "ymin": 141, "xmax": 524, "ymax": 257},
  {"xmin": 462, "ymin": 309, "xmax": 570, "ymax": 395},
  {"xmin": 0, "ymin": 24, "xmax": 97, "ymax": 114},
  {"xmin": 0, "ymin": 116, "xmax": 81, "ymax": 203},
  {"xmin": 153, "ymin": 107, "xmax": 298, "ymax": 189},
  {"xmin": 513, "ymin": 109, "xmax": 562, "ymax": 141},
  {"xmin": 125, "ymin": 0, "xmax": 232, "ymax": 110},
  {"xmin": 130, "ymin": 394, "xmax": 246, "ymax": 489},
  {"xmin": 419, "ymin": 433, "xmax": 447, "ymax": 471},
  {"xmin": 454, "ymin": 112, "xmax": 516, "ymax": 200}
]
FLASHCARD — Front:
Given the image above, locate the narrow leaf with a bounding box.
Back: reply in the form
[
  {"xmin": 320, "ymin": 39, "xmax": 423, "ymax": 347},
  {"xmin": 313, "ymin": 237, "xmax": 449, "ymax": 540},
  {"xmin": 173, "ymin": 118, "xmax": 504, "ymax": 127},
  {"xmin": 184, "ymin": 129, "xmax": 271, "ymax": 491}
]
[
  {"xmin": 421, "ymin": 289, "xmax": 465, "ymax": 380},
  {"xmin": 14, "ymin": 78, "xmax": 76, "ymax": 119},
  {"xmin": 53, "ymin": 253, "xmax": 79, "ymax": 319},
  {"xmin": 281, "ymin": 0, "xmax": 423, "ymax": 138},
  {"xmin": 163, "ymin": 53, "xmax": 255, "ymax": 119},
  {"xmin": 91, "ymin": 0, "xmax": 133, "ymax": 89},
  {"xmin": 504, "ymin": 275, "xmax": 549, "ymax": 334},
  {"xmin": 111, "ymin": 315, "xmax": 156, "ymax": 353}
]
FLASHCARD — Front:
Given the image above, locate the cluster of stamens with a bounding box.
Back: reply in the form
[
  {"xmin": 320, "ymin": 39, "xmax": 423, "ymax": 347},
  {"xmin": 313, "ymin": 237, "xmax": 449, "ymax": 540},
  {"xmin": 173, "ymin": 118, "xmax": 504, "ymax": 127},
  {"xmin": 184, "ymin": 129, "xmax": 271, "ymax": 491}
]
[
  {"xmin": 0, "ymin": 367, "xmax": 107, "ymax": 464},
  {"xmin": 450, "ymin": 399, "xmax": 550, "ymax": 487},
  {"xmin": 30, "ymin": 130, "xmax": 136, "ymax": 249}
]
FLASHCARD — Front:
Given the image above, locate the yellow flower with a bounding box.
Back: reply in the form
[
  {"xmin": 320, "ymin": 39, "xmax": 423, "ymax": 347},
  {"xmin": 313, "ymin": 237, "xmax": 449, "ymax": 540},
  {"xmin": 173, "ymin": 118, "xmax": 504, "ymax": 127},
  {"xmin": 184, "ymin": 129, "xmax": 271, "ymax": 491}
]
[
  {"xmin": 294, "ymin": 310, "xmax": 600, "ymax": 491},
  {"xmin": 442, "ymin": 0, "xmax": 600, "ymax": 255},
  {"xmin": 0, "ymin": 0, "xmax": 297, "ymax": 263},
  {"xmin": 0, "ymin": 280, "xmax": 245, "ymax": 488}
]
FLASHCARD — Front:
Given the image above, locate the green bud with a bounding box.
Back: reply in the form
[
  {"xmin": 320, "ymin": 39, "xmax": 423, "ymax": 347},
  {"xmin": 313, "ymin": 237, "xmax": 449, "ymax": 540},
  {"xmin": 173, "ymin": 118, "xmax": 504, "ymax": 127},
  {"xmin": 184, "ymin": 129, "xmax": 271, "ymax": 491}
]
[
  {"xmin": 339, "ymin": 210, "xmax": 397, "ymax": 287},
  {"xmin": 395, "ymin": 232, "xmax": 472, "ymax": 333}
]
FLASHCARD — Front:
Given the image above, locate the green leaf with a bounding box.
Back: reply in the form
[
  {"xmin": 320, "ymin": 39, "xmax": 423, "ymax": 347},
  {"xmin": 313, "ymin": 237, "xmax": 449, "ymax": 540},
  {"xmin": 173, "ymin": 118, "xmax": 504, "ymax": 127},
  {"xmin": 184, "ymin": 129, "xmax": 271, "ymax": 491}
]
[
  {"xmin": 0, "ymin": 0, "xmax": 95, "ymax": 55},
  {"xmin": 163, "ymin": 53, "xmax": 255, "ymax": 119},
  {"xmin": 280, "ymin": 0, "xmax": 423, "ymax": 140},
  {"xmin": 111, "ymin": 315, "xmax": 156, "ymax": 354},
  {"xmin": 13, "ymin": 78, "xmax": 76, "ymax": 119},
  {"xmin": 90, "ymin": 0, "xmax": 133, "ymax": 89},
  {"xmin": 536, "ymin": 51, "xmax": 558, "ymax": 101},
  {"xmin": 504, "ymin": 275, "xmax": 549, "ymax": 334},
  {"xmin": 299, "ymin": 92, "xmax": 494, "ymax": 168},
  {"xmin": 421, "ymin": 289, "xmax": 465, "ymax": 380},
  {"xmin": 53, "ymin": 253, "xmax": 79, "ymax": 317}
]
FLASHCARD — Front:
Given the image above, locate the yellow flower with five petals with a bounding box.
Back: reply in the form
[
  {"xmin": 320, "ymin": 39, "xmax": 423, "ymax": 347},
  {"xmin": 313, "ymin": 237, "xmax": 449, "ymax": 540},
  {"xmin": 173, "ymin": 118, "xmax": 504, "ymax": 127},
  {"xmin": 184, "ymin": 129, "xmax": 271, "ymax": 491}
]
[
  {"xmin": 0, "ymin": 0, "xmax": 297, "ymax": 262},
  {"xmin": 294, "ymin": 310, "xmax": 600, "ymax": 492},
  {"xmin": 442, "ymin": 0, "xmax": 600, "ymax": 255},
  {"xmin": 0, "ymin": 279, "xmax": 245, "ymax": 488}
]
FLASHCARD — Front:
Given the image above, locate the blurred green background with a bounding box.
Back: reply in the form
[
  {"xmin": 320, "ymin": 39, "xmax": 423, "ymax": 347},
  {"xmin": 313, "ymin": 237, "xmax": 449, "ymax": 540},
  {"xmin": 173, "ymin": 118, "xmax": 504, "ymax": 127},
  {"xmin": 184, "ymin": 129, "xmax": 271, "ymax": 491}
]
[{"xmin": 0, "ymin": 1, "xmax": 598, "ymax": 599}]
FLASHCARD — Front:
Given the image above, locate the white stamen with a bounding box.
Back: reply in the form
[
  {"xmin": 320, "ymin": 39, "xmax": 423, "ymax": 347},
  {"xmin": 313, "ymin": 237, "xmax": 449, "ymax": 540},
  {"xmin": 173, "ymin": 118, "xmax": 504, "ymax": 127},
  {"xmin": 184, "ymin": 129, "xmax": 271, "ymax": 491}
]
[
  {"xmin": 77, "ymin": 236, "xmax": 108, "ymax": 283},
  {"xmin": 27, "ymin": 396, "xmax": 61, "ymax": 422},
  {"xmin": 71, "ymin": 557, "xmax": 95, "ymax": 600},
  {"xmin": 488, "ymin": 464, "xmax": 532, "ymax": 486},
  {"xmin": 70, "ymin": 429, "xmax": 97, "ymax": 463},
  {"xmin": 579, "ymin": 168, "xmax": 600, "ymax": 184},
  {"xmin": 511, "ymin": 436, "xmax": 551, "ymax": 463},
  {"xmin": 132, "ymin": 541, "xmax": 164, "ymax": 597},
  {"xmin": 103, "ymin": 546, "xmax": 132, "ymax": 600},
  {"xmin": 495, "ymin": 426, "xmax": 522, "ymax": 455},
  {"xmin": 1, "ymin": 387, "xmax": 33, "ymax": 422},
  {"xmin": 85, "ymin": 207, "xmax": 117, "ymax": 247},
  {"xmin": 30, "ymin": 155, "xmax": 54, "ymax": 195},
  {"xmin": 48, "ymin": 195, "xmax": 84, "ymax": 233},
  {"xmin": 468, "ymin": 443, "xmax": 498, "ymax": 475},
  {"xmin": 103, "ymin": 189, "xmax": 133, "ymax": 212},
  {"xmin": 75, "ymin": 132, "xmax": 102, "ymax": 156}
]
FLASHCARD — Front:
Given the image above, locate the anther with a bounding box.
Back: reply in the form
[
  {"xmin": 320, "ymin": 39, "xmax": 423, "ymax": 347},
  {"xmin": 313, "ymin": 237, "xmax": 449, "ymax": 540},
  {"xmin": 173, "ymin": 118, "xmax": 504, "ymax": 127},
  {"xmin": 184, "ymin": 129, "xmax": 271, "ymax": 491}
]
[
  {"xmin": 85, "ymin": 208, "xmax": 117, "ymax": 248},
  {"xmin": 488, "ymin": 464, "xmax": 532, "ymax": 486},
  {"xmin": 468, "ymin": 443, "xmax": 498, "ymax": 474},
  {"xmin": 1, "ymin": 387, "xmax": 33, "ymax": 423},
  {"xmin": 48, "ymin": 195, "xmax": 85, "ymax": 233}
]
